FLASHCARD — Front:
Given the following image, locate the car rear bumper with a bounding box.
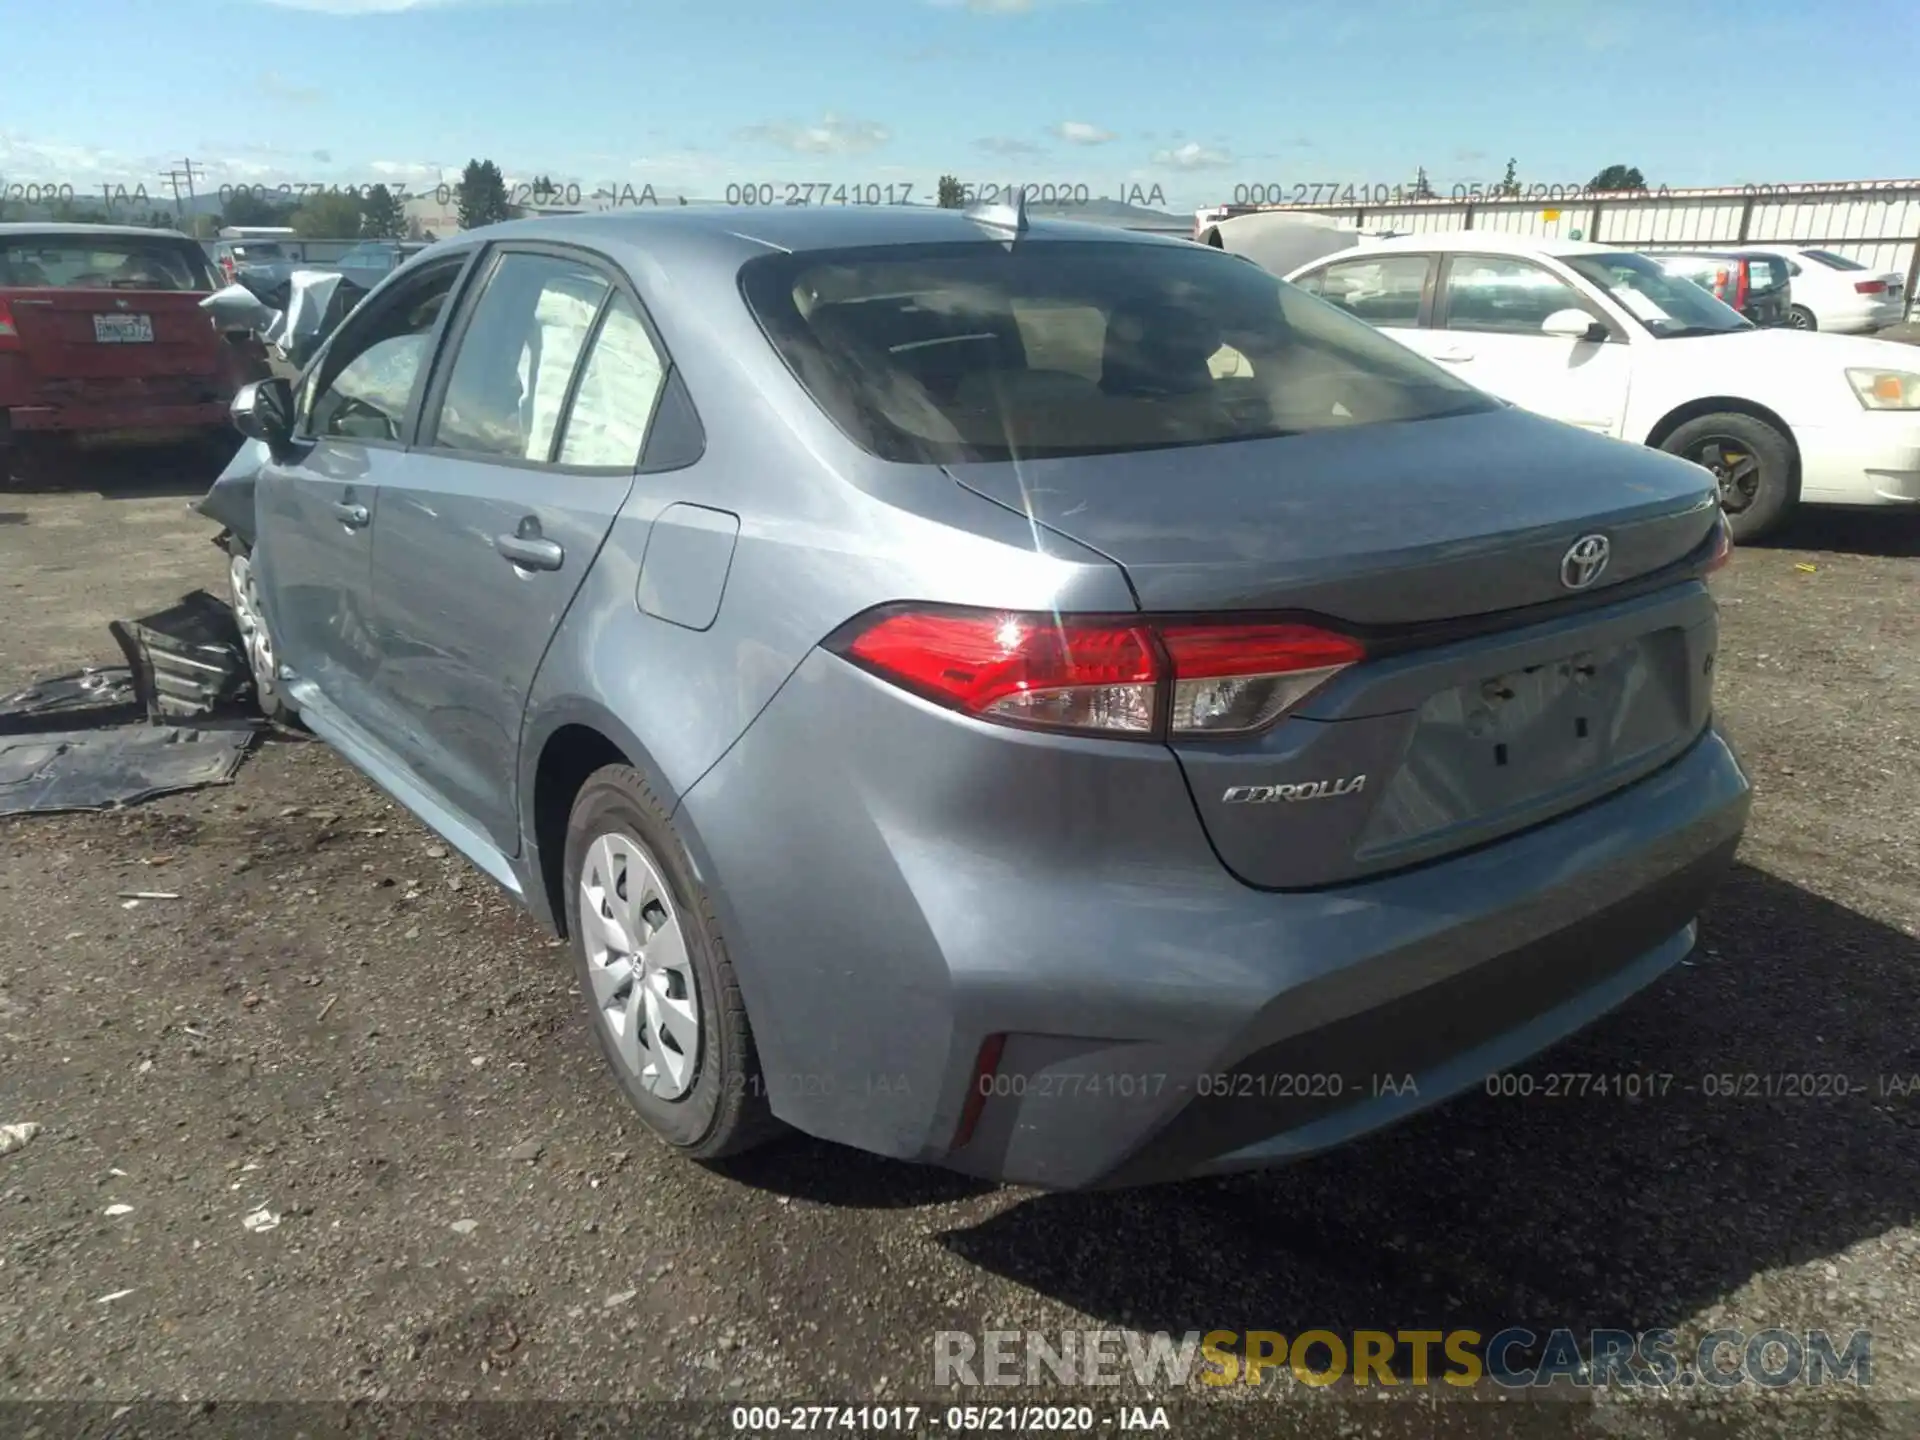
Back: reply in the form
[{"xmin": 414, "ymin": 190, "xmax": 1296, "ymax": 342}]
[
  {"xmin": 4, "ymin": 400, "xmax": 231, "ymax": 439},
  {"xmin": 678, "ymin": 648, "xmax": 1752, "ymax": 1190},
  {"xmin": 1793, "ymin": 415, "xmax": 1920, "ymax": 505}
]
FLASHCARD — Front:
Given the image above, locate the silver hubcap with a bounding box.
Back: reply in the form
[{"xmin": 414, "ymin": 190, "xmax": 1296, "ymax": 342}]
[
  {"xmin": 229, "ymin": 552, "xmax": 277, "ymax": 697},
  {"xmin": 578, "ymin": 833, "xmax": 700, "ymax": 1099},
  {"xmin": 1697, "ymin": 439, "xmax": 1762, "ymax": 514}
]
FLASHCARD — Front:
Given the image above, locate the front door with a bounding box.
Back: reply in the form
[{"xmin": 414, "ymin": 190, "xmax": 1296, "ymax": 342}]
[
  {"xmin": 1429, "ymin": 253, "xmax": 1633, "ymax": 437},
  {"xmin": 365, "ymin": 246, "xmax": 670, "ymax": 852},
  {"xmin": 254, "ymin": 255, "xmax": 471, "ymax": 721}
]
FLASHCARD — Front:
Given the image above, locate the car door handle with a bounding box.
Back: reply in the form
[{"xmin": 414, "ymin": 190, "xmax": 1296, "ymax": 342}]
[
  {"xmin": 494, "ymin": 532, "xmax": 565, "ymax": 571},
  {"xmin": 332, "ymin": 501, "xmax": 370, "ymax": 528},
  {"xmin": 1433, "ymin": 348, "xmax": 1475, "ymax": 363}
]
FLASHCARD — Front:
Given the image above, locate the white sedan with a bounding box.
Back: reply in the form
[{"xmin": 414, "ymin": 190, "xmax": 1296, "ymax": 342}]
[
  {"xmin": 1742, "ymin": 244, "xmax": 1908, "ymax": 334},
  {"xmin": 1284, "ymin": 232, "xmax": 1920, "ymax": 540}
]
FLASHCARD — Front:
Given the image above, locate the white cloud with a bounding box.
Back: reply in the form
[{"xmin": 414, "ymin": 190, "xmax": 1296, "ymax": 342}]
[
  {"xmin": 1052, "ymin": 121, "xmax": 1114, "ymax": 146},
  {"xmin": 737, "ymin": 113, "xmax": 890, "ymax": 157},
  {"xmin": 1151, "ymin": 142, "xmax": 1233, "ymax": 171}
]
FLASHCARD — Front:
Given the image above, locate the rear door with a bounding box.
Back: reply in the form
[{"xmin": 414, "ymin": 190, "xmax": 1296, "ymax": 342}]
[
  {"xmin": 1292, "ymin": 252, "xmax": 1440, "ymax": 361},
  {"xmin": 254, "ymin": 253, "xmax": 473, "ymax": 725},
  {"xmin": 363, "ymin": 244, "xmax": 667, "ymax": 852},
  {"xmin": 0, "ymin": 233, "xmax": 222, "ymax": 387},
  {"xmin": 1429, "ymin": 252, "xmax": 1633, "ymax": 436}
]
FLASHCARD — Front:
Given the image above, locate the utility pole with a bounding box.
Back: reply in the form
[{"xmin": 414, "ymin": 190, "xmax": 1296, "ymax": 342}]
[{"xmin": 159, "ymin": 157, "xmax": 205, "ymax": 219}]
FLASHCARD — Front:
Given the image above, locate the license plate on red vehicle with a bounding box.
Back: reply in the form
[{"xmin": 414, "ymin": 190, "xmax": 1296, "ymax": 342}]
[{"xmin": 93, "ymin": 313, "xmax": 154, "ymax": 343}]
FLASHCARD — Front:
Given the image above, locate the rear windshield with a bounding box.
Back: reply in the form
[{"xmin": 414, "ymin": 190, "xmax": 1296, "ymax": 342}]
[
  {"xmin": 738, "ymin": 239, "xmax": 1496, "ymax": 464},
  {"xmin": 0, "ymin": 236, "xmax": 215, "ymax": 292},
  {"xmin": 236, "ymin": 243, "xmax": 286, "ymax": 260},
  {"xmin": 1803, "ymin": 249, "xmax": 1868, "ymax": 272},
  {"xmin": 1745, "ymin": 257, "xmax": 1790, "ymax": 291}
]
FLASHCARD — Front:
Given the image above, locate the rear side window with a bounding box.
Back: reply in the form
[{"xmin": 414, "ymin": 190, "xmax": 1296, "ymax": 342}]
[
  {"xmin": 426, "ymin": 252, "xmax": 611, "ymax": 461},
  {"xmin": 739, "ymin": 239, "xmax": 1492, "ymax": 464},
  {"xmin": 1803, "ymin": 249, "xmax": 1868, "ymax": 272},
  {"xmin": 556, "ymin": 294, "xmax": 667, "ymax": 467},
  {"xmin": 0, "ymin": 236, "xmax": 214, "ymax": 291},
  {"xmin": 1306, "ymin": 255, "xmax": 1431, "ymax": 327}
]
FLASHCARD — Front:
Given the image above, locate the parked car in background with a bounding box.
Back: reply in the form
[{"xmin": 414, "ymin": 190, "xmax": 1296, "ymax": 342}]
[
  {"xmin": 0, "ymin": 223, "xmax": 265, "ymax": 483},
  {"xmin": 331, "ymin": 239, "xmax": 430, "ymax": 298},
  {"xmin": 1286, "ymin": 232, "xmax": 1920, "ymax": 539},
  {"xmin": 1737, "ymin": 245, "xmax": 1908, "ymax": 332},
  {"xmin": 210, "ymin": 238, "xmax": 299, "ymax": 306},
  {"xmin": 203, "ymin": 204, "xmax": 1747, "ymax": 1190},
  {"xmin": 1641, "ymin": 249, "xmax": 1794, "ymax": 327}
]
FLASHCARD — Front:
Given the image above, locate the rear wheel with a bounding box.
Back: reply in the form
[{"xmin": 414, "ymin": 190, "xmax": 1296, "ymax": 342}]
[
  {"xmin": 563, "ymin": 765, "xmax": 778, "ymax": 1162},
  {"xmin": 1788, "ymin": 305, "xmax": 1818, "ymax": 331},
  {"xmin": 225, "ymin": 537, "xmax": 298, "ymax": 726},
  {"xmin": 1659, "ymin": 412, "xmax": 1796, "ymax": 543}
]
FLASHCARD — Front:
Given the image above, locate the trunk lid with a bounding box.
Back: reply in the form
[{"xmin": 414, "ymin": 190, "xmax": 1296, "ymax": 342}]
[
  {"xmin": 946, "ymin": 406, "xmax": 1723, "ymax": 889},
  {"xmin": 943, "ymin": 406, "xmax": 1718, "ymax": 622},
  {"xmin": 2, "ymin": 287, "xmax": 223, "ymax": 383}
]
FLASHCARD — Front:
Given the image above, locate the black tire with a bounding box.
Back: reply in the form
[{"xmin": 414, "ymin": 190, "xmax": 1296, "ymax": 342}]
[
  {"xmin": 562, "ymin": 765, "xmax": 778, "ymax": 1161},
  {"xmin": 1788, "ymin": 305, "xmax": 1817, "ymax": 331},
  {"xmin": 224, "ymin": 536, "xmax": 300, "ymax": 726},
  {"xmin": 1658, "ymin": 411, "xmax": 1796, "ymax": 543}
]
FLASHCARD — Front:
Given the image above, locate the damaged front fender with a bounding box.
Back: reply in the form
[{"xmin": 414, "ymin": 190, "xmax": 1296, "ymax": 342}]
[{"xmin": 195, "ymin": 435, "xmax": 270, "ymax": 548}]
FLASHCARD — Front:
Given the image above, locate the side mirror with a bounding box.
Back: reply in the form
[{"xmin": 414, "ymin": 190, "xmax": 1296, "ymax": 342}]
[
  {"xmin": 1543, "ymin": 308, "xmax": 1611, "ymax": 343},
  {"xmin": 232, "ymin": 377, "xmax": 296, "ymax": 460}
]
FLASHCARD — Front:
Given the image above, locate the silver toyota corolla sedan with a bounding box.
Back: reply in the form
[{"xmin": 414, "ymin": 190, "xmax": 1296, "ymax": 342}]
[{"xmin": 203, "ymin": 198, "xmax": 1750, "ymax": 1190}]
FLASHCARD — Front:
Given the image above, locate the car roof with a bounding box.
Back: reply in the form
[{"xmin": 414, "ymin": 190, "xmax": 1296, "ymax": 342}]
[
  {"xmin": 1349, "ymin": 231, "xmax": 1619, "ymax": 260},
  {"xmin": 433, "ymin": 203, "xmax": 1192, "ymax": 266},
  {"xmin": 0, "ymin": 222, "xmax": 197, "ymax": 241}
]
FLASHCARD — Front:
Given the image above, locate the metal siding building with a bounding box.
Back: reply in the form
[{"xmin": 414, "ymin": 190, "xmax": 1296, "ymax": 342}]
[{"xmin": 1208, "ymin": 179, "xmax": 1920, "ymax": 315}]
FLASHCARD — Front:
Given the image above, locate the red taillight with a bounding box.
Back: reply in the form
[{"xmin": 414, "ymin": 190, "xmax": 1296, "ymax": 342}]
[
  {"xmin": 221, "ymin": 256, "xmax": 236, "ymax": 281},
  {"xmin": 952, "ymin": 1034, "xmax": 1006, "ymax": 1149},
  {"xmin": 0, "ymin": 298, "xmax": 19, "ymax": 351},
  {"xmin": 1855, "ymin": 279, "xmax": 1887, "ymax": 295},
  {"xmin": 1733, "ymin": 265, "xmax": 1749, "ymax": 311},
  {"xmin": 834, "ymin": 607, "xmax": 1365, "ymax": 739}
]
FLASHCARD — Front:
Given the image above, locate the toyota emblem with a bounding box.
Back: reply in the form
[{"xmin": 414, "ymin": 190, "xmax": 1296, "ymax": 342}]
[{"xmin": 1561, "ymin": 534, "xmax": 1611, "ymax": 590}]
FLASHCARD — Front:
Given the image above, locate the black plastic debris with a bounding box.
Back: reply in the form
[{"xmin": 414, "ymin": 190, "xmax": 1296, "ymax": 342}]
[
  {"xmin": 0, "ymin": 591, "xmax": 263, "ymax": 816},
  {"xmin": 0, "ymin": 667, "xmax": 140, "ymax": 734},
  {"xmin": 108, "ymin": 588, "xmax": 254, "ymax": 724},
  {"xmin": 0, "ymin": 725, "xmax": 254, "ymax": 816}
]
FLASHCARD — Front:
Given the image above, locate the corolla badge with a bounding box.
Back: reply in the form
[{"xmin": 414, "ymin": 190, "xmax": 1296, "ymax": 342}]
[
  {"xmin": 1560, "ymin": 534, "xmax": 1611, "ymax": 590},
  {"xmin": 1222, "ymin": 776, "xmax": 1366, "ymax": 804}
]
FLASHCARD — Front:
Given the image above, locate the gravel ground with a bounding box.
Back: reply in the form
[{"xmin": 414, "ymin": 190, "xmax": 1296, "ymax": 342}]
[{"xmin": 4, "ymin": 442, "xmax": 1920, "ymax": 1439}]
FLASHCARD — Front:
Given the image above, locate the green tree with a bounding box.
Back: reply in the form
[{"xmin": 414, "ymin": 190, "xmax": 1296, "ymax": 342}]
[
  {"xmin": 291, "ymin": 191, "xmax": 367, "ymax": 238},
  {"xmin": 361, "ymin": 183, "xmax": 406, "ymax": 238},
  {"xmin": 222, "ymin": 190, "xmax": 295, "ymax": 228},
  {"xmin": 456, "ymin": 159, "xmax": 511, "ymax": 230},
  {"xmin": 1499, "ymin": 157, "xmax": 1520, "ymax": 197},
  {"xmin": 1411, "ymin": 166, "xmax": 1435, "ymax": 200},
  {"xmin": 1588, "ymin": 164, "xmax": 1647, "ymax": 192},
  {"xmin": 937, "ymin": 174, "xmax": 965, "ymax": 209}
]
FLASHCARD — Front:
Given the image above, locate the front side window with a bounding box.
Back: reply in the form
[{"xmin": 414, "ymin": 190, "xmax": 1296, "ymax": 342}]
[
  {"xmin": 1306, "ymin": 255, "xmax": 1432, "ymax": 327},
  {"xmin": 1442, "ymin": 255, "xmax": 1586, "ymax": 335},
  {"xmin": 739, "ymin": 239, "xmax": 1492, "ymax": 464},
  {"xmin": 1564, "ymin": 251, "xmax": 1751, "ymax": 337},
  {"xmin": 306, "ymin": 263, "xmax": 463, "ymax": 442},
  {"xmin": 426, "ymin": 252, "xmax": 610, "ymax": 461}
]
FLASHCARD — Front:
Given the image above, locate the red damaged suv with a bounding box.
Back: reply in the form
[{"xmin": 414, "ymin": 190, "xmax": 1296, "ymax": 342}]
[{"xmin": 0, "ymin": 223, "xmax": 267, "ymax": 483}]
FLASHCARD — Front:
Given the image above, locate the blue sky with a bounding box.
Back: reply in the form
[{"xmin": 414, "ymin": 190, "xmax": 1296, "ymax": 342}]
[{"xmin": 1, "ymin": 0, "xmax": 1914, "ymax": 215}]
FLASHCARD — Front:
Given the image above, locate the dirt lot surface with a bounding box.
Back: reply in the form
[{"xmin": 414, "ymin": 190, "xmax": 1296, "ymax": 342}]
[{"xmin": 4, "ymin": 437, "xmax": 1920, "ymax": 1439}]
